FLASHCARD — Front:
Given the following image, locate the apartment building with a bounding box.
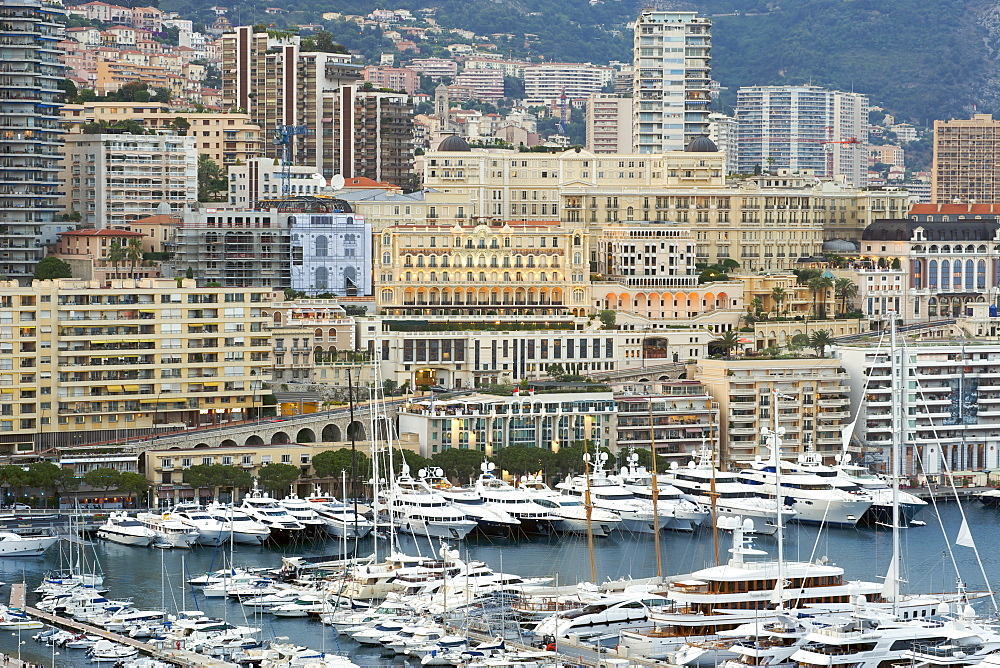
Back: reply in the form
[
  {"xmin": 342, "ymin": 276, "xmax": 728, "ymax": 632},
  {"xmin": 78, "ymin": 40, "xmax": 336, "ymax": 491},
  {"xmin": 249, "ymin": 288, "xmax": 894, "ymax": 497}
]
[
  {"xmin": 736, "ymin": 85, "xmax": 869, "ymax": 187},
  {"xmin": 708, "ymin": 112, "xmax": 739, "ymax": 175},
  {"xmin": 838, "ymin": 337, "xmax": 1000, "ymax": 476},
  {"xmin": 614, "ymin": 382, "xmax": 718, "ymax": 464},
  {"xmin": 522, "ymin": 63, "xmax": 609, "ymax": 103},
  {"xmin": 0, "ymin": 0, "xmax": 69, "ymax": 281},
  {"xmin": 586, "ymin": 93, "xmax": 633, "ymax": 154},
  {"xmin": 362, "ymin": 65, "xmax": 420, "ymax": 94},
  {"xmin": 398, "ymin": 391, "xmax": 616, "ymax": 457},
  {"xmin": 931, "ymin": 114, "xmax": 1000, "ymax": 204},
  {"xmin": 61, "ymin": 132, "xmax": 198, "ymax": 228},
  {"xmin": 61, "ymin": 103, "xmax": 262, "ymax": 168},
  {"xmin": 407, "ymin": 57, "xmax": 458, "ymax": 79},
  {"xmin": 695, "ymin": 358, "xmax": 852, "ymax": 466},
  {"xmin": 632, "ymin": 9, "xmax": 712, "ymax": 152},
  {"xmin": 51, "ymin": 228, "xmax": 161, "ymax": 282},
  {"xmin": 227, "ymin": 158, "xmax": 326, "ymax": 205},
  {"xmin": 452, "ymin": 68, "xmax": 504, "ymax": 102},
  {"xmin": 0, "ymin": 278, "xmax": 272, "ymax": 455}
]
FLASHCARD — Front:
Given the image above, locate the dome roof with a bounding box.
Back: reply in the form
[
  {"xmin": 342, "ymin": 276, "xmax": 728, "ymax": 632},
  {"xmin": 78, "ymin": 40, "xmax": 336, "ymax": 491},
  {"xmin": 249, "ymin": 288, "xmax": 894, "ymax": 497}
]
[
  {"xmin": 437, "ymin": 135, "xmax": 471, "ymax": 152},
  {"xmin": 686, "ymin": 136, "xmax": 718, "ymax": 152},
  {"xmin": 823, "ymin": 239, "xmax": 857, "ymax": 252}
]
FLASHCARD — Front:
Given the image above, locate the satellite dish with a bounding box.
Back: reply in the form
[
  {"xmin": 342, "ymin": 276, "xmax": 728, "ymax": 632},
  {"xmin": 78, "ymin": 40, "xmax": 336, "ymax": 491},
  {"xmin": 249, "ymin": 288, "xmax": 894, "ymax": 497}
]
[
  {"xmin": 599, "ymin": 452, "xmax": 609, "ymax": 462},
  {"xmin": 939, "ymin": 602, "xmax": 951, "ymax": 615},
  {"xmin": 583, "ymin": 453, "xmax": 591, "ymax": 462},
  {"xmin": 670, "ymin": 462, "xmax": 679, "ymax": 471},
  {"xmin": 418, "ymin": 468, "xmax": 426, "ymax": 478},
  {"xmin": 687, "ymin": 461, "xmax": 695, "ymax": 469},
  {"xmin": 487, "ymin": 462, "xmax": 496, "ymax": 472},
  {"xmin": 435, "ymin": 467, "xmax": 444, "ymax": 477},
  {"xmin": 329, "ymin": 174, "xmax": 346, "ymax": 190}
]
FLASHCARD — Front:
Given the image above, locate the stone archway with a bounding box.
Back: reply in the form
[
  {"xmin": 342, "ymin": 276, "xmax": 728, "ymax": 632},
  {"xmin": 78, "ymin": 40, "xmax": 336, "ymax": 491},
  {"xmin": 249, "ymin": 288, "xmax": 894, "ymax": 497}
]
[
  {"xmin": 296, "ymin": 428, "xmax": 316, "ymax": 443},
  {"xmin": 220, "ymin": 439, "xmax": 238, "ymax": 448},
  {"xmin": 346, "ymin": 421, "xmax": 366, "ymax": 440},
  {"xmin": 245, "ymin": 435, "xmax": 264, "ymax": 446},
  {"xmin": 322, "ymin": 424, "xmax": 342, "ymax": 442},
  {"xmin": 271, "ymin": 431, "xmax": 291, "ymax": 444}
]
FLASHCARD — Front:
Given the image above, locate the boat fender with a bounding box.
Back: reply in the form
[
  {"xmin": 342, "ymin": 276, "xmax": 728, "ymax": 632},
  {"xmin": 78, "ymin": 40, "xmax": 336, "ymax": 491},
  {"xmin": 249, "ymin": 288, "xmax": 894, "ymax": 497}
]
[{"xmin": 175, "ymin": 640, "xmax": 181, "ymax": 650}]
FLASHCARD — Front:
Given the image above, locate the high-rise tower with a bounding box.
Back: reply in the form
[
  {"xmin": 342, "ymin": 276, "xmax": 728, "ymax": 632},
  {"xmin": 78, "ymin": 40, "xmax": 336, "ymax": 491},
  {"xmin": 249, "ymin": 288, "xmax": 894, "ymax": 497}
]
[
  {"xmin": 632, "ymin": 9, "xmax": 712, "ymax": 153},
  {"xmin": 0, "ymin": 0, "xmax": 67, "ymax": 280}
]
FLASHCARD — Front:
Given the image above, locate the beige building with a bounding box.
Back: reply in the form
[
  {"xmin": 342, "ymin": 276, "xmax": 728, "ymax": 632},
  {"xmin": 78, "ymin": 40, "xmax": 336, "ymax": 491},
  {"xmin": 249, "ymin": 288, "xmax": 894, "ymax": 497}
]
[
  {"xmin": 695, "ymin": 357, "xmax": 851, "ymax": 466},
  {"xmin": 586, "ymin": 93, "xmax": 633, "ymax": 154},
  {"xmin": 0, "ymin": 278, "xmax": 273, "ymax": 455},
  {"xmin": 614, "ymin": 383, "xmax": 719, "ymax": 464},
  {"xmin": 932, "ymin": 114, "xmax": 1000, "ymax": 204},
  {"xmin": 51, "ymin": 228, "xmax": 161, "ymax": 283},
  {"xmin": 61, "ymin": 103, "xmax": 263, "ymax": 168}
]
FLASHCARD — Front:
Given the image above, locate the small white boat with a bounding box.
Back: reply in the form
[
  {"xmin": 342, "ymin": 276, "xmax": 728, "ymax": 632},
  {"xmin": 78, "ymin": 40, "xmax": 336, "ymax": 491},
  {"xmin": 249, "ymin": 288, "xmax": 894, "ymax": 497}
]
[
  {"xmin": 0, "ymin": 606, "xmax": 42, "ymax": 630},
  {"xmin": 0, "ymin": 531, "xmax": 58, "ymax": 556},
  {"xmin": 96, "ymin": 513, "xmax": 156, "ymax": 547},
  {"xmin": 86, "ymin": 639, "xmax": 138, "ymax": 662},
  {"xmin": 136, "ymin": 512, "xmax": 200, "ymax": 548}
]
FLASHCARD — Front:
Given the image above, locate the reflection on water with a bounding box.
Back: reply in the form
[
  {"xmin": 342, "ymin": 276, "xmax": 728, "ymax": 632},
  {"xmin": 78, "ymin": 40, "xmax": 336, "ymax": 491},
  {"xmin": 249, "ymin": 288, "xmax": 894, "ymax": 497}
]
[{"xmin": 1, "ymin": 502, "xmax": 997, "ymax": 666}]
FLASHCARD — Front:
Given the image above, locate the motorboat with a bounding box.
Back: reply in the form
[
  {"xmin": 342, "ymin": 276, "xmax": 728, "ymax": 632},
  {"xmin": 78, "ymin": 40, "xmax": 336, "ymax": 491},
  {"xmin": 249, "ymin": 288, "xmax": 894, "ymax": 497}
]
[
  {"xmin": 238, "ymin": 484, "xmax": 306, "ymax": 541},
  {"xmin": 737, "ymin": 459, "xmax": 872, "ymax": 527},
  {"xmin": 661, "ymin": 447, "xmax": 797, "ymax": 535},
  {"xmin": 164, "ymin": 503, "xmax": 228, "ymax": 546},
  {"xmin": 303, "ymin": 489, "xmax": 375, "ymax": 539},
  {"xmin": 204, "ymin": 504, "xmax": 271, "ymax": 544},
  {"xmin": 278, "ymin": 492, "xmax": 328, "ymax": 536},
  {"xmin": 534, "ymin": 590, "xmax": 672, "ymax": 639},
  {"xmin": 0, "ymin": 606, "xmax": 42, "ymax": 630},
  {"xmin": 378, "ymin": 466, "xmax": 477, "ymax": 540},
  {"xmin": 518, "ymin": 475, "xmax": 621, "ymax": 536},
  {"xmin": 136, "ymin": 512, "xmax": 200, "ymax": 548},
  {"xmin": 96, "ymin": 512, "xmax": 157, "ymax": 547},
  {"xmin": 86, "ymin": 639, "xmax": 138, "ymax": 662},
  {"xmin": 979, "ymin": 489, "xmax": 1000, "ymax": 506},
  {"xmin": 472, "ymin": 462, "xmax": 558, "ymax": 534},
  {"xmin": 612, "ymin": 458, "xmax": 710, "ymax": 531},
  {"xmin": 420, "ymin": 468, "xmax": 522, "ymax": 536},
  {"xmin": 556, "ymin": 454, "xmax": 668, "ymax": 533},
  {"xmin": 0, "ymin": 531, "xmax": 58, "ymax": 556}
]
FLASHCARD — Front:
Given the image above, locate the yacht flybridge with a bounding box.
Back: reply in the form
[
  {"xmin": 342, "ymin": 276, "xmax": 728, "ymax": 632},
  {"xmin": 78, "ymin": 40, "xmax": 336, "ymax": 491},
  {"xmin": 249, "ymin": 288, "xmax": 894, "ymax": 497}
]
[{"xmin": 737, "ymin": 460, "xmax": 871, "ymax": 527}]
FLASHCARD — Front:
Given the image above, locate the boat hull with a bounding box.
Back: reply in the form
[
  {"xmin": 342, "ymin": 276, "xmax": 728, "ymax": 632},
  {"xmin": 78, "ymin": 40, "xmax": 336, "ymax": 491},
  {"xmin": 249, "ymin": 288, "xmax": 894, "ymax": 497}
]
[
  {"xmin": 395, "ymin": 518, "xmax": 476, "ymax": 540},
  {"xmin": 0, "ymin": 535, "xmax": 58, "ymax": 556},
  {"xmin": 96, "ymin": 530, "xmax": 153, "ymax": 547}
]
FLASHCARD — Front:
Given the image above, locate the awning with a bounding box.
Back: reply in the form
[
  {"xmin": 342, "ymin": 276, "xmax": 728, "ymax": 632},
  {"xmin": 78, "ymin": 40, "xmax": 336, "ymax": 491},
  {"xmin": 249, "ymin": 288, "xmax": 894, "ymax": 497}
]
[
  {"xmin": 138, "ymin": 310, "xmax": 156, "ymax": 313},
  {"xmin": 142, "ymin": 397, "xmax": 182, "ymax": 404},
  {"xmin": 105, "ymin": 385, "xmax": 123, "ymax": 393},
  {"xmin": 123, "ymin": 385, "xmax": 140, "ymax": 392}
]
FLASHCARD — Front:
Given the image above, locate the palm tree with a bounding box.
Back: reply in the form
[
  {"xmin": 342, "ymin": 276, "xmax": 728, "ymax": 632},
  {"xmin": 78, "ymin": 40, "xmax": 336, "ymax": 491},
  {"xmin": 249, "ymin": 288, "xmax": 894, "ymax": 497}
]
[
  {"xmin": 713, "ymin": 330, "xmax": 741, "ymax": 360},
  {"xmin": 771, "ymin": 287, "xmax": 786, "ymax": 318},
  {"xmin": 125, "ymin": 238, "xmax": 144, "ymax": 271},
  {"xmin": 751, "ymin": 296, "xmax": 764, "ymax": 318},
  {"xmin": 107, "ymin": 241, "xmax": 126, "ymax": 276},
  {"xmin": 809, "ymin": 330, "xmax": 834, "ymax": 358},
  {"xmin": 834, "ymin": 278, "xmax": 859, "ymax": 315},
  {"xmin": 807, "ymin": 276, "xmax": 834, "ymax": 317}
]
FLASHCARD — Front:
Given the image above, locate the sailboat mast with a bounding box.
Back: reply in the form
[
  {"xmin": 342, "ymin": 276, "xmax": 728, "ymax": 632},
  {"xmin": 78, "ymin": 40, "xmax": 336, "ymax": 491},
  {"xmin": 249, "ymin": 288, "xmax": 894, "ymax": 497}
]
[
  {"xmin": 582, "ymin": 446, "xmax": 596, "ymax": 584},
  {"xmin": 648, "ymin": 398, "xmax": 663, "ymax": 579},
  {"xmin": 889, "ymin": 313, "xmax": 901, "ymax": 612},
  {"xmin": 771, "ymin": 386, "xmax": 784, "ymax": 610}
]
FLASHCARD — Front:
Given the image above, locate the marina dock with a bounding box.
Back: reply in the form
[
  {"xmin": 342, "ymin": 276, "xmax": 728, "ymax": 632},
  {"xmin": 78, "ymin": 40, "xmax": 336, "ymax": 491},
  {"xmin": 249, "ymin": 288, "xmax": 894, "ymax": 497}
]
[
  {"xmin": 910, "ymin": 486, "xmax": 990, "ymax": 501},
  {"xmin": 11, "ymin": 584, "xmax": 236, "ymax": 668}
]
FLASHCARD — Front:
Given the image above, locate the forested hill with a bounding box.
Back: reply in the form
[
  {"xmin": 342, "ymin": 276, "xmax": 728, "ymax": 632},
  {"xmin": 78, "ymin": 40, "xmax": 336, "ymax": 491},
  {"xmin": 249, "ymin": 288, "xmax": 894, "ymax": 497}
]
[{"xmin": 164, "ymin": 0, "xmax": 1000, "ymax": 124}]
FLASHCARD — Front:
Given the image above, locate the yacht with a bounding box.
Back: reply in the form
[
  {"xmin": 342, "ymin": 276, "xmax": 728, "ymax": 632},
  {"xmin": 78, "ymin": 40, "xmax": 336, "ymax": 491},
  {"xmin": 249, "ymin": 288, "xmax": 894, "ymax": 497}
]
[
  {"xmin": 556, "ymin": 454, "xmax": 668, "ymax": 533},
  {"xmin": 278, "ymin": 493, "xmax": 328, "ymax": 536},
  {"xmin": 0, "ymin": 531, "xmax": 58, "ymax": 556},
  {"xmin": 303, "ymin": 489, "xmax": 374, "ymax": 539},
  {"xmin": 534, "ymin": 591, "xmax": 672, "ymax": 639},
  {"xmin": 473, "ymin": 463, "xmax": 558, "ymax": 534},
  {"xmin": 617, "ymin": 517, "xmax": 884, "ymax": 660},
  {"xmin": 136, "ymin": 512, "xmax": 200, "ymax": 548},
  {"xmin": 419, "ymin": 468, "xmax": 522, "ymax": 536},
  {"xmin": 378, "ymin": 467, "xmax": 477, "ymax": 540},
  {"xmin": 979, "ymin": 489, "xmax": 1000, "ymax": 506},
  {"xmin": 205, "ymin": 503, "xmax": 272, "ymax": 544},
  {"xmin": 518, "ymin": 475, "xmax": 621, "ymax": 536},
  {"xmin": 737, "ymin": 459, "xmax": 872, "ymax": 527},
  {"xmin": 239, "ymin": 485, "xmax": 307, "ymax": 541},
  {"xmin": 662, "ymin": 448, "xmax": 797, "ymax": 535},
  {"xmin": 613, "ymin": 457, "xmax": 710, "ymax": 531},
  {"xmin": 96, "ymin": 513, "xmax": 157, "ymax": 547},
  {"xmin": 165, "ymin": 503, "xmax": 228, "ymax": 546}
]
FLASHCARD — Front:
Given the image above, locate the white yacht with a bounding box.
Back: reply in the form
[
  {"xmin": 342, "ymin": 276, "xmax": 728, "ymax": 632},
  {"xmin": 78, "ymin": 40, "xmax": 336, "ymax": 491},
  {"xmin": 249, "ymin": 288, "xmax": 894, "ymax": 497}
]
[
  {"xmin": 618, "ymin": 517, "xmax": 884, "ymax": 659},
  {"xmin": 166, "ymin": 503, "xmax": 228, "ymax": 546},
  {"xmin": 419, "ymin": 468, "xmax": 522, "ymax": 536},
  {"xmin": 737, "ymin": 459, "xmax": 872, "ymax": 527},
  {"xmin": 278, "ymin": 493, "xmax": 328, "ymax": 536},
  {"xmin": 829, "ymin": 452, "xmax": 927, "ymax": 525},
  {"xmin": 0, "ymin": 531, "xmax": 58, "ymax": 556},
  {"xmin": 379, "ymin": 467, "xmax": 477, "ymax": 540},
  {"xmin": 136, "ymin": 512, "xmax": 200, "ymax": 548},
  {"xmin": 662, "ymin": 448, "xmax": 797, "ymax": 535},
  {"xmin": 518, "ymin": 475, "xmax": 621, "ymax": 536},
  {"xmin": 96, "ymin": 513, "xmax": 157, "ymax": 547},
  {"xmin": 239, "ymin": 485, "xmax": 306, "ymax": 541},
  {"xmin": 534, "ymin": 591, "xmax": 672, "ymax": 639},
  {"xmin": 556, "ymin": 453, "xmax": 668, "ymax": 533},
  {"xmin": 204, "ymin": 504, "xmax": 271, "ymax": 544},
  {"xmin": 613, "ymin": 457, "xmax": 710, "ymax": 531},
  {"xmin": 979, "ymin": 489, "xmax": 1000, "ymax": 506},
  {"xmin": 473, "ymin": 463, "xmax": 558, "ymax": 534},
  {"xmin": 303, "ymin": 489, "xmax": 374, "ymax": 539}
]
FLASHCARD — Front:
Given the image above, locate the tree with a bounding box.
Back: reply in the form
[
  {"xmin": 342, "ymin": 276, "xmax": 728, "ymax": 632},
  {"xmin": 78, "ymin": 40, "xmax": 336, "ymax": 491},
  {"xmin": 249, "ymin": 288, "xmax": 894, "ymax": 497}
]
[
  {"xmin": 257, "ymin": 463, "xmax": 301, "ymax": 496},
  {"xmin": 806, "ymin": 276, "xmax": 834, "ymax": 317},
  {"xmin": 83, "ymin": 467, "xmax": 122, "ymax": 493},
  {"xmin": 495, "ymin": 445, "xmax": 553, "ymax": 480},
  {"xmin": 751, "ymin": 296, "xmax": 764, "ymax": 318},
  {"xmin": 107, "ymin": 241, "xmax": 126, "ymax": 275},
  {"xmin": 771, "ymin": 287, "xmax": 786, "ymax": 317},
  {"xmin": 545, "ymin": 363, "xmax": 566, "ymax": 379},
  {"xmin": 126, "ymin": 238, "xmax": 144, "ymax": 270},
  {"xmin": 33, "ymin": 256, "xmax": 72, "ymax": 280},
  {"xmin": 598, "ymin": 309, "xmax": 616, "ymax": 329},
  {"xmin": 171, "ymin": 116, "xmax": 190, "ymax": 135},
  {"xmin": 431, "ymin": 449, "xmax": 491, "ymax": 483},
  {"xmin": 312, "ymin": 449, "xmax": 371, "ymax": 479},
  {"xmin": 183, "ymin": 464, "xmax": 251, "ymax": 499},
  {"xmin": 117, "ymin": 472, "xmax": 149, "ymax": 504},
  {"xmin": 713, "ymin": 330, "xmax": 741, "ymax": 359},
  {"xmin": 0, "ymin": 465, "xmax": 27, "ymax": 503},
  {"xmin": 809, "ymin": 330, "xmax": 834, "ymax": 358},
  {"xmin": 834, "ymin": 277, "xmax": 858, "ymax": 314},
  {"xmin": 26, "ymin": 462, "xmax": 77, "ymax": 503},
  {"xmin": 197, "ymin": 154, "xmax": 227, "ymax": 201},
  {"xmin": 185, "ymin": 266, "xmax": 194, "ymax": 279},
  {"xmin": 794, "ymin": 268, "xmax": 823, "ymax": 285}
]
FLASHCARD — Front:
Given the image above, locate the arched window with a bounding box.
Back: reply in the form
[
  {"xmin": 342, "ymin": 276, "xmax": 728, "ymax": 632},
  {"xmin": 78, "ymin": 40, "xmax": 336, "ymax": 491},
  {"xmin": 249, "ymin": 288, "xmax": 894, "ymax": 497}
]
[
  {"xmin": 928, "ymin": 260, "xmax": 938, "ymax": 288},
  {"xmin": 383, "ymin": 234, "xmax": 390, "ymax": 245},
  {"xmin": 953, "ymin": 259, "xmax": 962, "ymax": 289},
  {"xmin": 573, "ymin": 252, "xmax": 582, "ymax": 264},
  {"xmin": 441, "ymin": 256, "xmax": 450, "ymax": 267},
  {"xmin": 381, "ymin": 289, "xmax": 393, "ymax": 301},
  {"xmin": 941, "ymin": 260, "xmax": 949, "ymax": 289},
  {"xmin": 382, "ymin": 252, "xmax": 391, "ymax": 264},
  {"xmin": 912, "ymin": 259, "xmax": 923, "ymax": 288},
  {"xmin": 315, "ymin": 266, "xmax": 328, "ymax": 289},
  {"xmin": 314, "ymin": 235, "xmax": 328, "ymax": 257},
  {"xmin": 978, "ymin": 259, "xmax": 986, "ymax": 289}
]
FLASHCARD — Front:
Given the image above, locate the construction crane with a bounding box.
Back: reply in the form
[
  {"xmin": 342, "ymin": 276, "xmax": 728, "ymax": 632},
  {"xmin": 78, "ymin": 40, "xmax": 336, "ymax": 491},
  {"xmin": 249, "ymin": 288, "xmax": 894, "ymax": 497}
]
[{"xmin": 272, "ymin": 124, "xmax": 309, "ymax": 198}]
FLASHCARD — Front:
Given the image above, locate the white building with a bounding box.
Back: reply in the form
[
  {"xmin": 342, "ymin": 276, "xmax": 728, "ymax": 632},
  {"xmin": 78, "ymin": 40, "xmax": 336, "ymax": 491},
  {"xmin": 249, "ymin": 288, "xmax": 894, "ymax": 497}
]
[
  {"xmin": 228, "ymin": 157, "xmax": 327, "ymax": 206},
  {"xmin": 708, "ymin": 112, "xmax": 739, "ymax": 175},
  {"xmin": 523, "ymin": 63, "xmax": 609, "ymax": 103},
  {"xmin": 586, "ymin": 93, "xmax": 633, "ymax": 154},
  {"xmin": 289, "ymin": 201, "xmax": 373, "ymax": 296},
  {"xmin": 632, "ymin": 9, "xmax": 712, "ymax": 153},
  {"xmin": 736, "ymin": 85, "xmax": 869, "ymax": 187}
]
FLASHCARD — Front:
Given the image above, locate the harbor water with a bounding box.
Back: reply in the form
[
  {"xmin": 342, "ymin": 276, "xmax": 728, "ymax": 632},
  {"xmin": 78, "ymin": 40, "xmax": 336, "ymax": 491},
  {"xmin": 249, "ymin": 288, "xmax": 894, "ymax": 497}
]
[{"xmin": 1, "ymin": 501, "xmax": 997, "ymax": 666}]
